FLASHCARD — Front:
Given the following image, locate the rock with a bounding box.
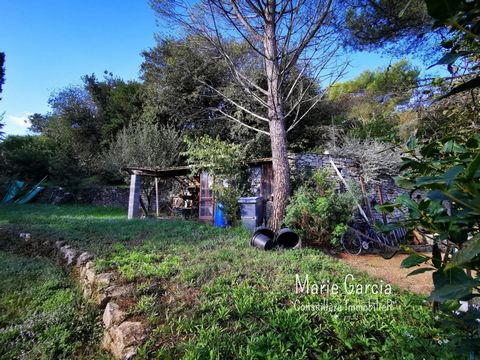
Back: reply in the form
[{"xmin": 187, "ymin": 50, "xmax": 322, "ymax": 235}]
[
  {"xmin": 102, "ymin": 321, "xmax": 147, "ymax": 359},
  {"xmin": 19, "ymin": 233, "xmax": 32, "ymax": 241},
  {"xmin": 55, "ymin": 240, "xmax": 66, "ymax": 249},
  {"xmin": 105, "ymin": 284, "xmax": 134, "ymax": 298},
  {"xmin": 97, "ymin": 284, "xmax": 134, "ymax": 308},
  {"xmin": 76, "ymin": 252, "xmax": 94, "ymax": 266},
  {"xmin": 95, "ymin": 272, "xmax": 114, "ymax": 289},
  {"xmin": 59, "ymin": 245, "xmax": 78, "ymax": 266},
  {"xmin": 103, "ymin": 302, "xmax": 127, "ymax": 329}
]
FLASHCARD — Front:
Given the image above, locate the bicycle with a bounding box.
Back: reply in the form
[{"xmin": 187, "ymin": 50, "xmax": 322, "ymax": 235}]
[{"xmin": 341, "ymin": 218, "xmax": 402, "ymax": 258}]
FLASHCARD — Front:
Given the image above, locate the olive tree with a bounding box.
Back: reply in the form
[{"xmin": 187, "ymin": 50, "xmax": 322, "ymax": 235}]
[{"xmin": 102, "ymin": 121, "xmax": 182, "ymax": 210}]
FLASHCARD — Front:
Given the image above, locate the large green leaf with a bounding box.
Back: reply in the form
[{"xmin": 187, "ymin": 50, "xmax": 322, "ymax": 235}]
[
  {"xmin": 401, "ymin": 253, "xmax": 429, "ymax": 268},
  {"xmin": 430, "ymin": 268, "xmax": 479, "ymax": 302},
  {"xmin": 446, "ymin": 233, "xmax": 480, "ymax": 269},
  {"xmin": 407, "ymin": 267, "xmax": 435, "ymax": 277},
  {"xmin": 465, "ymin": 153, "xmax": 480, "ymax": 181},
  {"xmin": 428, "ymin": 51, "xmax": 467, "ymax": 68},
  {"xmin": 425, "ymin": 0, "xmax": 462, "ymax": 20},
  {"xmin": 440, "ymin": 76, "xmax": 480, "ymax": 98}
]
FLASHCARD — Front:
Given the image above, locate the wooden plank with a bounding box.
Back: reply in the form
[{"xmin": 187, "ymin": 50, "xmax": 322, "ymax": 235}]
[{"xmin": 329, "ymin": 157, "xmax": 370, "ymax": 224}]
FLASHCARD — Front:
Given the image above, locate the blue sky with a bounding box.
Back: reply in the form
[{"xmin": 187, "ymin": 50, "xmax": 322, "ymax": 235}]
[{"xmin": 0, "ymin": 1, "xmax": 425, "ymax": 137}]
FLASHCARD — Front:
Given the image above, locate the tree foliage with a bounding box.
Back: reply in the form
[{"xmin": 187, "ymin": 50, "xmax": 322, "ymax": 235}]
[
  {"xmin": 329, "ymin": 137, "xmax": 402, "ymax": 185},
  {"xmin": 343, "ymin": 0, "xmax": 445, "ymax": 57},
  {"xmin": 102, "ymin": 121, "xmax": 182, "ymax": 180},
  {"xmin": 381, "ymin": 134, "xmax": 480, "ymax": 352},
  {"xmin": 183, "ymin": 135, "xmax": 250, "ymax": 224},
  {"xmin": 0, "ymin": 52, "xmax": 5, "ymax": 139},
  {"xmin": 329, "ymin": 60, "xmax": 420, "ymax": 139},
  {"xmin": 0, "ymin": 135, "xmax": 53, "ymax": 180}
]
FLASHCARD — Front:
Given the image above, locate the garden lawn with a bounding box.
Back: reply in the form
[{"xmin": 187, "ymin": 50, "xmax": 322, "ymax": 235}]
[
  {"xmin": 0, "ymin": 250, "xmax": 106, "ymax": 359},
  {"xmin": 0, "ymin": 204, "xmax": 464, "ymax": 359}
]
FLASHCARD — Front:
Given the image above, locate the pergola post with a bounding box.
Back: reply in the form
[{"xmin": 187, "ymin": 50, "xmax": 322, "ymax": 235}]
[
  {"xmin": 128, "ymin": 173, "xmax": 141, "ymax": 219},
  {"xmin": 155, "ymin": 177, "xmax": 159, "ymax": 218}
]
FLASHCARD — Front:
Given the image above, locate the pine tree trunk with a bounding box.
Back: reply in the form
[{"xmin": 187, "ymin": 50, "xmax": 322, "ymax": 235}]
[{"xmin": 264, "ymin": 0, "xmax": 290, "ymax": 231}]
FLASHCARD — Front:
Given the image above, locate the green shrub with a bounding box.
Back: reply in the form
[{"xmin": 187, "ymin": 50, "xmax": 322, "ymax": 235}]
[
  {"xmin": 380, "ymin": 134, "xmax": 480, "ymax": 353},
  {"xmin": 284, "ymin": 169, "xmax": 357, "ymax": 247},
  {"xmin": 183, "ymin": 135, "xmax": 250, "ymax": 225}
]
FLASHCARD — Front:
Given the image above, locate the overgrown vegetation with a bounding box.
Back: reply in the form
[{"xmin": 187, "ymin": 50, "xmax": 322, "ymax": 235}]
[
  {"xmin": 0, "ymin": 204, "xmax": 466, "ymax": 358},
  {"xmin": 285, "ymin": 169, "xmax": 357, "ymax": 247},
  {"xmin": 379, "ymin": 134, "xmax": 480, "ymax": 354},
  {"xmin": 0, "ymin": 251, "xmax": 103, "ymax": 359},
  {"xmin": 183, "ymin": 135, "xmax": 250, "ymax": 225}
]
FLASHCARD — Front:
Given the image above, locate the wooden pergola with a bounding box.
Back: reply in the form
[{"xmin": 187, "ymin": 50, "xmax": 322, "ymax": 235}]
[
  {"xmin": 124, "ymin": 158, "xmax": 273, "ymax": 221},
  {"xmin": 124, "ymin": 165, "xmax": 192, "ymax": 219}
]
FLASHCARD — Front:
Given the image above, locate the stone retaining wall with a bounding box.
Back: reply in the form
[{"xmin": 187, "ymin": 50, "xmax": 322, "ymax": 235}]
[{"xmin": 6, "ymin": 231, "xmax": 147, "ymax": 359}]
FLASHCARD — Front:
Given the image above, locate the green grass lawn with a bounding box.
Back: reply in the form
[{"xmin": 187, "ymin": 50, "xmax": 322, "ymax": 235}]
[
  {"xmin": 0, "ymin": 251, "xmax": 107, "ymax": 359},
  {"xmin": 0, "ymin": 204, "xmax": 464, "ymax": 359}
]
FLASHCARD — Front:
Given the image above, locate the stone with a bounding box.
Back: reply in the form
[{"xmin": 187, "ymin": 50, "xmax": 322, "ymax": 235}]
[
  {"xmin": 102, "ymin": 321, "xmax": 147, "ymax": 359},
  {"xmin": 19, "ymin": 233, "xmax": 31, "ymax": 241},
  {"xmin": 76, "ymin": 252, "xmax": 94, "ymax": 266},
  {"xmin": 106, "ymin": 284, "xmax": 134, "ymax": 298},
  {"xmin": 103, "ymin": 302, "xmax": 127, "ymax": 329},
  {"xmin": 59, "ymin": 245, "xmax": 78, "ymax": 266},
  {"xmin": 95, "ymin": 272, "xmax": 114, "ymax": 289},
  {"xmin": 96, "ymin": 284, "xmax": 134, "ymax": 308},
  {"xmin": 128, "ymin": 174, "xmax": 142, "ymax": 219},
  {"xmin": 84, "ymin": 263, "xmax": 97, "ymax": 284},
  {"xmin": 55, "ymin": 240, "xmax": 66, "ymax": 249}
]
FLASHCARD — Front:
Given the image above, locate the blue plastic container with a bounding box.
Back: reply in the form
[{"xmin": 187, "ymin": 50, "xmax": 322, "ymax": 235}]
[{"xmin": 214, "ymin": 203, "xmax": 227, "ymax": 228}]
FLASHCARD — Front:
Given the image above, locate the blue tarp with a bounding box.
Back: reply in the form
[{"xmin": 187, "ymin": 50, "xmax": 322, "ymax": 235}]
[
  {"xmin": 1, "ymin": 180, "xmax": 24, "ymax": 204},
  {"xmin": 15, "ymin": 186, "xmax": 44, "ymax": 204}
]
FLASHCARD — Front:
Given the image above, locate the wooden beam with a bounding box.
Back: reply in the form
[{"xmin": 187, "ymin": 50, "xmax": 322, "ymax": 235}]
[
  {"xmin": 155, "ymin": 177, "xmax": 159, "ymax": 218},
  {"xmin": 329, "ymin": 157, "xmax": 370, "ymax": 224}
]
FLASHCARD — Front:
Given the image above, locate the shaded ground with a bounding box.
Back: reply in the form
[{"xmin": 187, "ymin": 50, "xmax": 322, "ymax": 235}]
[
  {"xmin": 339, "ymin": 253, "xmax": 433, "ymax": 295},
  {"xmin": 0, "ymin": 251, "xmax": 106, "ymax": 359}
]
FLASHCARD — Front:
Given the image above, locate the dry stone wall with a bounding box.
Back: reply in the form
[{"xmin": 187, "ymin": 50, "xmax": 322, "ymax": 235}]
[{"xmin": 7, "ymin": 232, "xmax": 148, "ymax": 360}]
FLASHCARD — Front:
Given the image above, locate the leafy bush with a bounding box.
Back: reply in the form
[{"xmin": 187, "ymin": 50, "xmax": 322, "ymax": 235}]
[
  {"xmin": 380, "ymin": 134, "xmax": 480, "ymax": 353},
  {"xmin": 0, "ymin": 135, "xmax": 53, "ymax": 180},
  {"xmin": 183, "ymin": 135, "xmax": 250, "ymax": 225},
  {"xmin": 285, "ymin": 169, "xmax": 357, "ymax": 247}
]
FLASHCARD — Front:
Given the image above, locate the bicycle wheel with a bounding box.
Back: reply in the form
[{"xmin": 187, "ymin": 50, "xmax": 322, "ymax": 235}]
[{"xmin": 341, "ymin": 226, "xmax": 363, "ymax": 255}]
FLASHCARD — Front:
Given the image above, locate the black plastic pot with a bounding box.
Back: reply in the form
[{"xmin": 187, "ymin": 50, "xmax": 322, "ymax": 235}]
[
  {"xmin": 276, "ymin": 228, "xmax": 301, "ymax": 249},
  {"xmin": 251, "ymin": 226, "xmax": 275, "ymax": 250}
]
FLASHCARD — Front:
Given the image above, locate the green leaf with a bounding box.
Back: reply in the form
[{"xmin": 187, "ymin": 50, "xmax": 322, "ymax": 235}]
[
  {"xmin": 407, "ymin": 137, "xmax": 418, "ymax": 151},
  {"xmin": 465, "ymin": 153, "xmax": 480, "ymax": 181},
  {"xmin": 427, "ymin": 189, "xmax": 449, "ymax": 202},
  {"xmin": 441, "ymin": 140, "xmax": 466, "ymax": 154},
  {"xmin": 428, "ymin": 51, "xmax": 467, "ymax": 68},
  {"xmin": 401, "ymin": 253, "xmax": 429, "ymax": 268},
  {"xmin": 425, "ymin": 0, "xmax": 461, "ymax": 20},
  {"xmin": 407, "ymin": 267, "xmax": 435, "ymax": 276},
  {"xmin": 443, "ymin": 165, "xmax": 465, "ymax": 185},
  {"xmin": 440, "ymin": 76, "xmax": 480, "ymax": 99},
  {"xmin": 430, "ymin": 268, "xmax": 478, "ymax": 302},
  {"xmin": 415, "ymin": 175, "xmax": 443, "ymax": 186},
  {"xmin": 446, "ymin": 233, "xmax": 480, "ymax": 270}
]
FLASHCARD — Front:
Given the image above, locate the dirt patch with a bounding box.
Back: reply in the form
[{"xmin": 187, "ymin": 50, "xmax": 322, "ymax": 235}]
[{"xmin": 338, "ymin": 253, "xmax": 433, "ymax": 295}]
